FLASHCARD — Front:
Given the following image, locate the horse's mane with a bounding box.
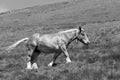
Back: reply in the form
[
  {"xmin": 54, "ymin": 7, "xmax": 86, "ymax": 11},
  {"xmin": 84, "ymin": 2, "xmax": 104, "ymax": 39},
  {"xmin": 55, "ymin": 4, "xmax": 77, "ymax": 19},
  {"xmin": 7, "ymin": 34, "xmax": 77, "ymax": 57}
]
[{"xmin": 58, "ymin": 28, "xmax": 78, "ymax": 34}]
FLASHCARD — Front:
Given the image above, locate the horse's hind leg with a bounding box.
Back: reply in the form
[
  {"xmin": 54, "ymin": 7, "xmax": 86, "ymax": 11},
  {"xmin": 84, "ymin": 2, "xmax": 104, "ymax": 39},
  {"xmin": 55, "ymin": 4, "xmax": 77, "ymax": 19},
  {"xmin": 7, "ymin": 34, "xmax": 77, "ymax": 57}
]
[
  {"xmin": 48, "ymin": 52, "xmax": 61, "ymax": 67},
  {"xmin": 26, "ymin": 49, "xmax": 34, "ymax": 70},
  {"xmin": 26, "ymin": 47, "xmax": 40, "ymax": 70},
  {"xmin": 30, "ymin": 50, "xmax": 40, "ymax": 69}
]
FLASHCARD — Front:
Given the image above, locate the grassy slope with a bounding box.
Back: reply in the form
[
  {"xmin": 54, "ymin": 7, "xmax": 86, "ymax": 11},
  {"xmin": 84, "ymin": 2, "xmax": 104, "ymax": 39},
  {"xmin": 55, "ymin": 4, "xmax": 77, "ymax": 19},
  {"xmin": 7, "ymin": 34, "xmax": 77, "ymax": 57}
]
[{"xmin": 1, "ymin": 0, "xmax": 120, "ymax": 80}]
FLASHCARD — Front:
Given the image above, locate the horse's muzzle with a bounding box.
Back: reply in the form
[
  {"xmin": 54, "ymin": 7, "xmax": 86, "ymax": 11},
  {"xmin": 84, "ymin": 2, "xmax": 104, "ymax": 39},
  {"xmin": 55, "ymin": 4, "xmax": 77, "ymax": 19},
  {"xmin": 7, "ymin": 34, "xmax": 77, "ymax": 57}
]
[
  {"xmin": 84, "ymin": 43, "xmax": 89, "ymax": 46},
  {"xmin": 86, "ymin": 42, "xmax": 90, "ymax": 45},
  {"xmin": 84, "ymin": 42, "xmax": 90, "ymax": 48}
]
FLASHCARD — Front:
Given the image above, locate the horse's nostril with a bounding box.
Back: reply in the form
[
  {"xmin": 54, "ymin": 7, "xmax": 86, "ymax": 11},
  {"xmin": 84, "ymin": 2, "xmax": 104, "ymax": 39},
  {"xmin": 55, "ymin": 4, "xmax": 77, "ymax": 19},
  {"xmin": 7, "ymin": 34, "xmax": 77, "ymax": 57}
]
[
  {"xmin": 85, "ymin": 42, "xmax": 90, "ymax": 46},
  {"xmin": 87, "ymin": 41, "xmax": 90, "ymax": 44}
]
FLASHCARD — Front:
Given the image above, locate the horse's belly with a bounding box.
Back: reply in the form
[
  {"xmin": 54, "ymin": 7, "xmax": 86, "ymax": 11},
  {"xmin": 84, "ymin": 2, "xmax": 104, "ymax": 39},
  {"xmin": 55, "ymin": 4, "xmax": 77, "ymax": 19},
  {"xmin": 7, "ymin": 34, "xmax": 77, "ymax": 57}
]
[{"xmin": 37, "ymin": 44, "xmax": 60, "ymax": 54}]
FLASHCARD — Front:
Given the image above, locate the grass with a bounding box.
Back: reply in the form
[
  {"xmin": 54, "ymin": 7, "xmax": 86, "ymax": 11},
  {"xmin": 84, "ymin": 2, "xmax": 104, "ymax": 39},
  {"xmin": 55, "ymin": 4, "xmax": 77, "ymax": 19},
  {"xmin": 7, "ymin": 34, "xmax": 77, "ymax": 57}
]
[{"xmin": 1, "ymin": 0, "xmax": 120, "ymax": 80}]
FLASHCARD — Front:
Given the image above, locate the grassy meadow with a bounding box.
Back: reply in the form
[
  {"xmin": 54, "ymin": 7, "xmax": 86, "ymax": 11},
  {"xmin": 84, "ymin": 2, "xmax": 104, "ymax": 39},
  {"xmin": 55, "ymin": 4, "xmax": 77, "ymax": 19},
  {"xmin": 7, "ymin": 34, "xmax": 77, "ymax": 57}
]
[{"xmin": 1, "ymin": 0, "xmax": 120, "ymax": 80}]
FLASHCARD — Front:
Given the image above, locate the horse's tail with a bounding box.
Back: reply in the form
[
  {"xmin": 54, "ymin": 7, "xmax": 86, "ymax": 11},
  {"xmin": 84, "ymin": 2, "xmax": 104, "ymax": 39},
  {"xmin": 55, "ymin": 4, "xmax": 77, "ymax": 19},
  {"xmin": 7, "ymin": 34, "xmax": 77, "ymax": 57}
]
[{"xmin": 6, "ymin": 38, "xmax": 29, "ymax": 52}]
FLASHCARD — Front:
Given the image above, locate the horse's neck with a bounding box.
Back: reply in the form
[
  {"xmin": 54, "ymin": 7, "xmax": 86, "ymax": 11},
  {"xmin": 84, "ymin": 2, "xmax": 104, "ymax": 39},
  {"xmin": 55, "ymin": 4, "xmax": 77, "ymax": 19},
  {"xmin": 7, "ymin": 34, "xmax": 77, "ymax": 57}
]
[{"xmin": 60, "ymin": 29, "xmax": 78, "ymax": 44}]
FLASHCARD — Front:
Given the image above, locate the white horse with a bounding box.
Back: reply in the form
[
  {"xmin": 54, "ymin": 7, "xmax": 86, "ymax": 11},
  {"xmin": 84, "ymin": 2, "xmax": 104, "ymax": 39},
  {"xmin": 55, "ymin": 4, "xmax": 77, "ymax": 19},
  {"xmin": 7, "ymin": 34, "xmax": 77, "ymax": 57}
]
[{"xmin": 6, "ymin": 26, "xmax": 90, "ymax": 70}]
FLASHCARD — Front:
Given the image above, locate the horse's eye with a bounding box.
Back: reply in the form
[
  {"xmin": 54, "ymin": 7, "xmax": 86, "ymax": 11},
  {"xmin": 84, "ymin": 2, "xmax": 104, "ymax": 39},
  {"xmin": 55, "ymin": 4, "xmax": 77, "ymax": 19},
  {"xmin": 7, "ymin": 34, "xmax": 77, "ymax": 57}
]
[{"xmin": 81, "ymin": 32, "xmax": 84, "ymax": 36}]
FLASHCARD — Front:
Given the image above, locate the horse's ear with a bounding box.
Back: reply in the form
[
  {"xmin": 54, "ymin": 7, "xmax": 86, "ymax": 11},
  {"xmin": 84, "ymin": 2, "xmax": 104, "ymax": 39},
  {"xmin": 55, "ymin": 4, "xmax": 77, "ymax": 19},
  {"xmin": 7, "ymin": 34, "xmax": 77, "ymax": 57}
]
[
  {"xmin": 79, "ymin": 26, "xmax": 82, "ymax": 32},
  {"xmin": 78, "ymin": 22, "xmax": 86, "ymax": 32}
]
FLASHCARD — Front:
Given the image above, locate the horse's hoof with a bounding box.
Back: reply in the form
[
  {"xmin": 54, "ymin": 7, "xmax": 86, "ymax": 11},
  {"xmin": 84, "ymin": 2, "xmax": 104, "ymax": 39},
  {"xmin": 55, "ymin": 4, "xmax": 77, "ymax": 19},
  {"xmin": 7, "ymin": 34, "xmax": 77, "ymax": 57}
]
[
  {"xmin": 25, "ymin": 68, "xmax": 32, "ymax": 71},
  {"xmin": 48, "ymin": 61, "xmax": 54, "ymax": 67},
  {"xmin": 48, "ymin": 64, "xmax": 53, "ymax": 67},
  {"xmin": 66, "ymin": 61, "xmax": 72, "ymax": 63},
  {"xmin": 32, "ymin": 63, "xmax": 38, "ymax": 69}
]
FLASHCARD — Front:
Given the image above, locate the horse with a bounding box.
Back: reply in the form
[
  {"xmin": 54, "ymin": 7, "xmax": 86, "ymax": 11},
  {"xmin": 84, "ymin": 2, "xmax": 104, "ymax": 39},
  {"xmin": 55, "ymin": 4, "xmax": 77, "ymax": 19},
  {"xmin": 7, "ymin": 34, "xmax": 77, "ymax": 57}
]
[{"xmin": 6, "ymin": 26, "xmax": 90, "ymax": 70}]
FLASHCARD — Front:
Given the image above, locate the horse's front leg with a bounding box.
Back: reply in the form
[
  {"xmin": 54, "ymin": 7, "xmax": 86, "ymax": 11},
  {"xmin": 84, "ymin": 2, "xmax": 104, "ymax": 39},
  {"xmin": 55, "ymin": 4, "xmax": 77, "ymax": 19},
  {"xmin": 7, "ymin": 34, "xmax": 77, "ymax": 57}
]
[
  {"xmin": 48, "ymin": 52, "xmax": 61, "ymax": 67},
  {"xmin": 60, "ymin": 44, "xmax": 71, "ymax": 63}
]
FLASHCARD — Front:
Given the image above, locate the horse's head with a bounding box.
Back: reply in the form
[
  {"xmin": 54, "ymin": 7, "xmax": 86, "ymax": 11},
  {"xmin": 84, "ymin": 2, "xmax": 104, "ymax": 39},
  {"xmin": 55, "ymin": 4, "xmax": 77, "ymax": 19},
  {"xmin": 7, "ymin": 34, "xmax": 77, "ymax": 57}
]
[{"xmin": 76, "ymin": 26, "xmax": 90, "ymax": 45}]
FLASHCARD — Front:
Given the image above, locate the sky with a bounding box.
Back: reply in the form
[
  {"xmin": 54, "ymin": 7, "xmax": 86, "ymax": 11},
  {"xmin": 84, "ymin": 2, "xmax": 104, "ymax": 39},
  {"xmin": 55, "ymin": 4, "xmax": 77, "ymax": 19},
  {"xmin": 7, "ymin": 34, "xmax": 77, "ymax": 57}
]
[{"xmin": 0, "ymin": 0, "xmax": 68, "ymax": 13}]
